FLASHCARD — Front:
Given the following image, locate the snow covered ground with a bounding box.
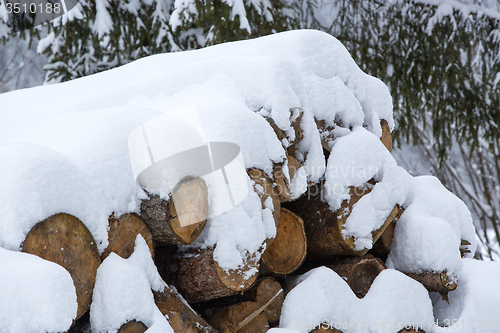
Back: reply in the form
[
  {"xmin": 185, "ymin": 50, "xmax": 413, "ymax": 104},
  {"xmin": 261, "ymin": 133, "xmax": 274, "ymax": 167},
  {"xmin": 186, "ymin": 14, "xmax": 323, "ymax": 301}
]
[{"xmin": 0, "ymin": 30, "xmax": 499, "ymax": 332}]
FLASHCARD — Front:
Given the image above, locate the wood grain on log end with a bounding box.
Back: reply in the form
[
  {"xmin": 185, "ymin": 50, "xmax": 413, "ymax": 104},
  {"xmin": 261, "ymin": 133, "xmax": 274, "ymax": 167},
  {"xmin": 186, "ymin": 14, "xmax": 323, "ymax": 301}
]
[
  {"xmin": 207, "ymin": 301, "xmax": 269, "ymax": 333},
  {"xmin": 169, "ymin": 176, "xmax": 208, "ymax": 244},
  {"xmin": 328, "ymin": 255, "xmax": 386, "ymax": 298},
  {"xmin": 102, "ymin": 213, "xmax": 154, "ymax": 261},
  {"xmin": 21, "ymin": 213, "xmax": 101, "ymax": 320},
  {"xmin": 262, "ymin": 208, "xmax": 306, "ymax": 275},
  {"xmin": 118, "ymin": 320, "xmax": 148, "ymax": 333}
]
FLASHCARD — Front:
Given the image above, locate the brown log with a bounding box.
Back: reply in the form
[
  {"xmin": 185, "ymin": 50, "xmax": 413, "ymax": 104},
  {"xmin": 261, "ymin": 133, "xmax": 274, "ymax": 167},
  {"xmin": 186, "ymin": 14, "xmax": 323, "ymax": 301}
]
[
  {"xmin": 316, "ymin": 119, "xmax": 336, "ymax": 151},
  {"xmin": 262, "ymin": 208, "xmax": 307, "ymax": 275},
  {"xmin": 21, "ymin": 213, "xmax": 101, "ymax": 320},
  {"xmin": 172, "ymin": 247, "xmax": 259, "ymax": 303},
  {"xmin": 140, "ymin": 176, "xmax": 208, "ymax": 245},
  {"xmin": 273, "ymin": 155, "xmax": 304, "ymax": 203},
  {"xmin": 283, "ymin": 182, "xmax": 400, "ymax": 260},
  {"xmin": 266, "ymin": 108, "xmax": 304, "ymax": 157},
  {"xmin": 326, "ymin": 255, "xmax": 386, "ymax": 298},
  {"xmin": 405, "ymin": 270, "xmax": 457, "ymax": 296},
  {"xmin": 206, "ymin": 301, "xmax": 269, "ymax": 333},
  {"xmin": 153, "ymin": 286, "xmax": 216, "ymax": 333},
  {"xmin": 241, "ymin": 277, "xmax": 284, "ymax": 324},
  {"xmin": 118, "ymin": 320, "xmax": 148, "ymax": 333},
  {"xmin": 248, "ymin": 168, "xmax": 280, "ymax": 228},
  {"xmin": 380, "ymin": 119, "xmax": 392, "ymax": 151},
  {"xmin": 101, "ymin": 213, "xmax": 155, "ymax": 261}
]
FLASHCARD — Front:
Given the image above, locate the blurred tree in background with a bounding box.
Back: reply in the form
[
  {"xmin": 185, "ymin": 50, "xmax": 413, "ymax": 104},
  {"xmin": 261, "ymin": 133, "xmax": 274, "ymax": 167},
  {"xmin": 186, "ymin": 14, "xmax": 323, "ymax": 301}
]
[{"xmin": 1, "ymin": 0, "xmax": 499, "ymax": 259}]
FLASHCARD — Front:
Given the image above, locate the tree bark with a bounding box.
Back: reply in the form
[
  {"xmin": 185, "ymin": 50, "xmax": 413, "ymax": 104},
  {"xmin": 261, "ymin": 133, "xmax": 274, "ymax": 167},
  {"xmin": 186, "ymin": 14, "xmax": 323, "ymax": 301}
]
[
  {"xmin": 404, "ymin": 270, "xmax": 458, "ymax": 295},
  {"xmin": 140, "ymin": 176, "xmax": 208, "ymax": 246},
  {"xmin": 153, "ymin": 286, "xmax": 216, "ymax": 333},
  {"xmin": 172, "ymin": 247, "xmax": 259, "ymax": 303},
  {"xmin": 102, "ymin": 213, "xmax": 154, "ymax": 260},
  {"xmin": 262, "ymin": 208, "xmax": 307, "ymax": 275},
  {"xmin": 247, "ymin": 168, "xmax": 280, "ymax": 228},
  {"xmin": 21, "ymin": 213, "xmax": 101, "ymax": 320}
]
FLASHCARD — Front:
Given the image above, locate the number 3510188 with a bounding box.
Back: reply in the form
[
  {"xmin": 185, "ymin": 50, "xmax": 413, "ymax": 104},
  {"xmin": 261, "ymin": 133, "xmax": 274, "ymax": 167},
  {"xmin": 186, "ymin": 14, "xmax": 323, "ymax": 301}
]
[{"xmin": 5, "ymin": 2, "xmax": 61, "ymax": 14}]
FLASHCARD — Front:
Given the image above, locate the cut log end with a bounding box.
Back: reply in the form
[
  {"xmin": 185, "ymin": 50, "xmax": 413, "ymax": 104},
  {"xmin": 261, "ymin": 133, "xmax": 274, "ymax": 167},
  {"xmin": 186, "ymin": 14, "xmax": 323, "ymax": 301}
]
[
  {"xmin": 207, "ymin": 301, "xmax": 269, "ymax": 333},
  {"xmin": 405, "ymin": 270, "xmax": 457, "ymax": 294},
  {"xmin": 262, "ymin": 208, "xmax": 307, "ymax": 275},
  {"xmin": 102, "ymin": 213, "xmax": 154, "ymax": 261},
  {"xmin": 118, "ymin": 320, "xmax": 148, "ymax": 333},
  {"xmin": 21, "ymin": 213, "xmax": 101, "ymax": 320},
  {"xmin": 215, "ymin": 254, "xmax": 260, "ymax": 292}
]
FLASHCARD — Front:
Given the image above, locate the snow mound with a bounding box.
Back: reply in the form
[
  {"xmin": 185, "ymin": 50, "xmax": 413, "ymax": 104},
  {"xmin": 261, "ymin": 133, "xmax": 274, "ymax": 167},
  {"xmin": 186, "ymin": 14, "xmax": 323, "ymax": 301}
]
[
  {"xmin": 431, "ymin": 258, "xmax": 500, "ymax": 332},
  {"xmin": 0, "ymin": 30, "xmax": 393, "ymax": 271},
  {"xmin": 278, "ymin": 266, "xmax": 433, "ymax": 333},
  {"xmin": 0, "ymin": 247, "xmax": 77, "ymax": 333},
  {"xmin": 90, "ymin": 235, "xmax": 173, "ymax": 332}
]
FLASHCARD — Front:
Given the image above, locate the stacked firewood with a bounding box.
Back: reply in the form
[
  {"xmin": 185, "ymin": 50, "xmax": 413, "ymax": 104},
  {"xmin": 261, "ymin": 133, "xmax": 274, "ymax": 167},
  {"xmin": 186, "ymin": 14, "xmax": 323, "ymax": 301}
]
[{"xmin": 21, "ymin": 111, "xmax": 460, "ymax": 333}]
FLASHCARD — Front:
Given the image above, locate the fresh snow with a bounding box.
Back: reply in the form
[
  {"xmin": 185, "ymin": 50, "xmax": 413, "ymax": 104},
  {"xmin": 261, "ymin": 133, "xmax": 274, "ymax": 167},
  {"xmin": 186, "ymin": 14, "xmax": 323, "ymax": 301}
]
[
  {"xmin": 0, "ymin": 248, "xmax": 77, "ymax": 332},
  {"xmin": 0, "ymin": 29, "xmax": 496, "ymax": 332},
  {"xmin": 0, "ymin": 30, "xmax": 394, "ymax": 271},
  {"xmin": 90, "ymin": 235, "xmax": 173, "ymax": 332}
]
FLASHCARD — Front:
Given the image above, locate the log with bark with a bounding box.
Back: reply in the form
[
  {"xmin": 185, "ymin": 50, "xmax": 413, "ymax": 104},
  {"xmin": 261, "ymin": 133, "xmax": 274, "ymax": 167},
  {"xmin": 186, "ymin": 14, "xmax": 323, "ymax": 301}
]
[
  {"xmin": 379, "ymin": 119, "xmax": 392, "ymax": 151},
  {"xmin": 240, "ymin": 277, "xmax": 284, "ymax": 325},
  {"xmin": 266, "ymin": 107, "xmax": 304, "ymax": 158},
  {"xmin": 172, "ymin": 247, "xmax": 260, "ymax": 303},
  {"xmin": 273, "ymin": 155, "xmax": 304, "ymax": 203},
  {"xmin": 404, "ymin": 270, "xmax": 458, "ymax": 298},
  {"xmin": 101, "ymin": 213, "xmax": 155, "ymax": 260},
  {"xmin": 153, "ymin": 286, "xmax": 216, "ymax": 333},
  {"xmin": 326, "ymin": 255, "xmax": 386, "ymax": 298},
  {"xmin": 140, "ymin": 176, "xmax": 208, "ymax": 246},
  {"xmin": 21, "ymin": 213, "xmax": 101, "ymax": 320},
  {"xmin": 205, "ymin": 301, "xmax": 270, "ymax": 333},
  {"xmin": 283, "ymin": 182, "xmax": 400, "ymax": 260},
  {"xmin": 247, "ymin": 168, "xmax": 280, "ymax": 228},
  {"xmin": 261, "ymin": 208, "xmax": 307, "ymax": 275}
]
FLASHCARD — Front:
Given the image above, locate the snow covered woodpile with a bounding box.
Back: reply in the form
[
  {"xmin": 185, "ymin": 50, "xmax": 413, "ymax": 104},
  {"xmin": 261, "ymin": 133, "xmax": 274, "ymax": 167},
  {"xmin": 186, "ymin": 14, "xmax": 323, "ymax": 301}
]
[{"xmin": 0, "ymin": 30, "xmax": 499, "ymax": 332}]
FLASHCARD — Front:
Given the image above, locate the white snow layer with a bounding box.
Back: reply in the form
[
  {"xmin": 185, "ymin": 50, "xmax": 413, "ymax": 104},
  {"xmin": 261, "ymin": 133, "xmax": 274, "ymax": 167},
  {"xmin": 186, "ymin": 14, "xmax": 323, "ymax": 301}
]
[
  {"xmin": 0, "ymin": 248, "xmax": 77, "ymax": 332},
  {"xmin": 90, "ymin": 235, "xmax": 173, "ymax": 332},
  {"xmin": 0, "ymin": 30, "xmax": 394, "ymax": 271},
  {"xmin": 277, "ymin": 266, "xmax": 434, "ymax": 333}
]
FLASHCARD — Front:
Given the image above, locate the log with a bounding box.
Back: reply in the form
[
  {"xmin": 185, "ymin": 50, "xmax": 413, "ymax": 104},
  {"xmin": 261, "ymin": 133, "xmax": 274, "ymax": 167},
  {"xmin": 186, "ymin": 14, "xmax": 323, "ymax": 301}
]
[
  {"xmin": 101, "ymin": 213, "xmax": 155, "ymax": 260},
  {"xmin": 311, "ymin": 327, "xmax": 343, "ymax": 333},
  {"xmin": 273, "ymin": 155, "xmax": 304, "ymax": 203},
  {"xmin": 140, "ymin": 176, "xmax": 208, "ymax": 245},
  {"xmin": 153, "ymin": 286, "xmax": 216, "ymax": 333},
  {"xmin": 283, "ymin": 182, "xmax": 400, "ymax": 260},
  {"xmin": 172, "ymin": 247, "xmax": 260, "ymax": 303},
  {"xmin": 380, "ymin": 119, "xmax": 392, "ymax": 151},
  {"xmin": 326, "ymin": 255, "xmax": 386, "ymax": 298},
  {"xmin": 21, "ymin": 213, "xmax": 101, "ymax": 320},
  {"xmin": 266, "ymin": 108, "xmax": 304, "ymax": 157},
  {"xmin": 206, "ymin": 301, "xmax": 269, "ymax": 333},
  {"xmin": 118, "ymin": 320, "xmax": 148, "ymax": 333},
  {"xmin": 248, "ymin": 168, "xmax": 280, "ymax": 228},
  {"xmin": 404, "ymin": 270, "xmax": 457, "ymax": 296},
  {"xmin": 261, "ymin": 208, "xmax": 307, "ymax": 275},
  {"xmin": 241, "ymin": 277, "xmax": 284, "ymax": 324},
  {"xmin": 460, "ymin": 239, "xmax": 472, "ymax": 258}
]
